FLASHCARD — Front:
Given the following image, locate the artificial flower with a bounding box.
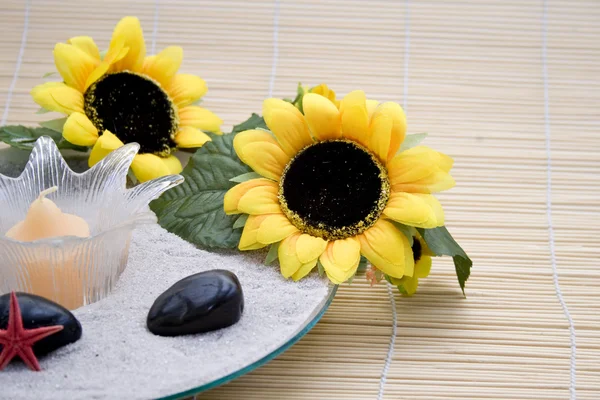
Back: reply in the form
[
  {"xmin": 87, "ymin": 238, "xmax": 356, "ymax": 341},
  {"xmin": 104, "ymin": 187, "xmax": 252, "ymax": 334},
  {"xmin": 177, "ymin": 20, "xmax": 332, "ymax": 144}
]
[
  {"xmin": 388, "ymin": 234, "xmax": 433, "ymax": 295},
  {"xmin": 224, "ymin": 89, "xmax": 455, "ymax": 284},
  {"xmin": 306, "ymin": 83, "xmax": 340, "ymax": 108},
  {"xmin": 293, "ymin": 83, "xmax": 340, "ymax": 112},
  {"xmin": 31, "ymin": 16, "xmax": 222, "ymax": 182}
]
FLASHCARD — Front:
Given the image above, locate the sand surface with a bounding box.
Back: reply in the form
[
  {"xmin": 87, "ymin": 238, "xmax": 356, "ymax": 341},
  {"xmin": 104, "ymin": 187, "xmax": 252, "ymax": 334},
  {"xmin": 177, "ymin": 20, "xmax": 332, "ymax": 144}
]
[{"xmin": 0, "ymin": 223, "xmax": 330, "ymax": 400}]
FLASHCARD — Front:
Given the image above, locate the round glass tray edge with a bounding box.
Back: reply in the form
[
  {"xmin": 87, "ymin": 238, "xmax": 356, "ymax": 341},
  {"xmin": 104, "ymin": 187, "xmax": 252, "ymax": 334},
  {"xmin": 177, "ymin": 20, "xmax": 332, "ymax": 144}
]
[{"xmin": 159, "ymin": 283, "xmax": 338, "ymax": 400}]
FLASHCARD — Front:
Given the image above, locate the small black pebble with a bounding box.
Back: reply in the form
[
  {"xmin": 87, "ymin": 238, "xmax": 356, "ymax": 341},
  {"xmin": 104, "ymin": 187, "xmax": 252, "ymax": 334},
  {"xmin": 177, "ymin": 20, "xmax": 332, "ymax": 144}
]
[
  {"xmin": 147, "ymin": 270, "xmax": 244, "ymax": 337},
  {"xmin": 0, "ymin": 292, "xmax": 82, "ymax": 356}
]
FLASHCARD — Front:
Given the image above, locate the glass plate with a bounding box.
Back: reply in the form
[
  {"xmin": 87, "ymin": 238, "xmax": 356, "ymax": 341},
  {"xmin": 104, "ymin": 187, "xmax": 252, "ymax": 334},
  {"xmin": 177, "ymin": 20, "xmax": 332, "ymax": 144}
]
[{"xmin": 159, "ymin": 284, "xmax": 338, "ymax": 399}]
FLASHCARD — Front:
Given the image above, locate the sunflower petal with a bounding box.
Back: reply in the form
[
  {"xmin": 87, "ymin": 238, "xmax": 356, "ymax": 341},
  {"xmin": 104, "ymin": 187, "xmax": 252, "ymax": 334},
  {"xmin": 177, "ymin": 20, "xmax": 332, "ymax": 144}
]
[
  {"xmin": 339, "ymin": 90, "xmax": 366, "ymax": 113},
  {"xmin": 358, "ymin": 219, "xmax": 413, "ymax": 278},
  {"xmin": 233, "ymin": 130, "xmax": 289, "ymax": 181},
  {"xmin": 279, "ymin": 232, "xmax": 303, "ymax": 278},
  {"xmin": 163, "ymin": 155, "xmax": 183, "ymax": 174},
  {"xmin": 233, "ymin": 129, "xmax": 280, "ymax": 158},
  {"xmin": 109, "ymin": 16, "xmax": 146, "ymax": 72},
  {"xmin": 31, "ymin": 82, "xmax": 84, "ymax": 115},
  {"xmin": 415, "ymin": 256, "xmax": 432, "ymax": 279},
  {"xmin": 165, "ymin": 74, "xmax": 208, "ymax": 108},
  {"xmin": 62, "ymin": 112, "xmax": 98, "ymax": 146},
  {"xmin": 292, "ymin": 260, "xmax": 319, "ymax": 281},
  {"xmin": 174, "ymin": 126, "xmax": 212, "ymax": 148},
  {"xmin": 256, "ymin": 214, "xmax": 298, "ymax": 244},
  {"xmin": 263, "ymin": 99, "xmax": 313, "ymax": 156},
  {"xmin": 67, "ymin": 36, "xmax": 100, "ymax": 60},
  {"xmin": 85, "ymin": 39, "xmax": 129, "ymax": 90},
  {"xmin": 239, "ymin": 215, "xmax": 269, "ymax": 251},
  {"xmin": 142, "ymin": 46, "xmax": 183, "ymax": 87},
  {"xmin": 392, "ymin": 170, "xmax": 456, "ymax": 194},
  {"xmin": 131, "ymin": 153, "xmax": 171, "ymax": 183},
  {"xmin": 384, "ymin": 192, "xmax": 445, "ymax": 228},
  {"xmin": 388, "ymin": 146, "xmax": 455, "ymax": 193},
  {"xmin": 54, "ymin": 43, "xmax": 99, "ymax": 92},
  {"xmin": 319, "ymin": 238, "xmax": 361, "ymax": 284},
  {"xmin": 397, "ymin": 146, "xmax": 454, "ymax": 172},
  {"xmin": 401, "ymin": 276, "xmax": 420, "ymax": 296},
  {"xmin": 369, "ymin": 112, "xmax": 393, "ymax": 162},
  {"xmin": 372, "ymin": 102, "xmax": 407, "ymax": 159},
  {"xmin": 340, "ymin": 91, "xmax": 369, "ymax": 146},
  {"xmin": 88, "ymin": 130, "xmax": 124, "ymax": 167},
  {"xmin": 366, "ymin": 99, "xmax": 379, "ymax": 120},
  {"xmin": 224, "ymin": 179, "xmax": 279, "ymax": 214},
  {"xmin": 310, "ymin": 83, "xmax": 339, "ymax": 107},
  {"xmin": 296, "ymin": 234, "xmax": 328, "ymax": 264},
  {"xmin": 302, "ymin": 93, "xmax": 342, "ymax": 141},
  {"xmin": 178, "ymin": 106, "xmax": 223, "ymax": 133},
  {"xmin": 237, "ymin": 185, "xmax": 281, "ymax": 215}
]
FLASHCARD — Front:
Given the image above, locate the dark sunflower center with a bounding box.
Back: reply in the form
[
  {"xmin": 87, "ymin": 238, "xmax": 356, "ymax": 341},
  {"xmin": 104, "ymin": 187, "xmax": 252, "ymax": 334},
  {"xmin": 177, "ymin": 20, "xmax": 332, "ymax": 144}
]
[
  {"xmin": 84, "ymin": 71, "xmax": 178, "ymax": 155},
  {"xmin": 412, "ymin": 237, "xmax": 422, "ymax": 262},
  {"xmin": 279, "ymin": 140, "xmax": 390, "ymax": 240}
]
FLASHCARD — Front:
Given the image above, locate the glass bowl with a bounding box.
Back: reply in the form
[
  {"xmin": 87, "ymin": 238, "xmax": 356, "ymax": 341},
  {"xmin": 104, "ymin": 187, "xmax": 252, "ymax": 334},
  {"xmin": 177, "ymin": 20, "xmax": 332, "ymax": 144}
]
[{"xmin": 0, "ymin": 137, "xmax": 183, "ymax": 310}]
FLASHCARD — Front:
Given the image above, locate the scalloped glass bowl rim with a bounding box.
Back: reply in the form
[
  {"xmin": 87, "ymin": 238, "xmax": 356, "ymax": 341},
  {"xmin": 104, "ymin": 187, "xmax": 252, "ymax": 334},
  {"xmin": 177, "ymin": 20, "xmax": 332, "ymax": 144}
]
[{"xmin": 158, "ymin": 284, "xmax": 338, "ymax": 400}]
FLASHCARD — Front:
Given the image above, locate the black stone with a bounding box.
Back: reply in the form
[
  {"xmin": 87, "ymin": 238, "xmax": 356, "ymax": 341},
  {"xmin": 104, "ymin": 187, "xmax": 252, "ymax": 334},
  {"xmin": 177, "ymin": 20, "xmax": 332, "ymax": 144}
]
[
  {"xmin": 147, "ymin": 270, "xmax": 244, "ymax": 337},
  {"xmin": 281, "ymin": 140, "xmax": 384, "ymax": 229},
  {"xmin": 0, "ymin": 292, "xmax": 82, "ymax": 356}
]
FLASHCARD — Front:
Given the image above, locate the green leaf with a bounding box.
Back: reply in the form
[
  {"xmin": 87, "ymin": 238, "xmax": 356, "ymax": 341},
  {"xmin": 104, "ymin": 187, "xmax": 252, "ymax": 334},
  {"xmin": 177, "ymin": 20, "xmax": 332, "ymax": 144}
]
[
  {"xmin": 99, "ymin": 49, "xmax": 108, "ymax": 59},
  {"xmin": 452, "ymin": 255, "xmax": 472, "ymax": 296},
  {"xmin": 230, "ymin": 171, "xmax": 263, "ymax": 183},
  {"xmin": 417, "ymin": 226, "xmax": 472, "ymax": 295},
  {"xmin": 0, "ymin": 125, "xmax": 87, "ymax": 152},
  {"xmin": 347, "ymin": 273, "xmax": 357, "ymax": 284},
  {"xmin": 317, "ymin": 260, "xmax": 325, "ymax": 277},
  {"xmin": 384, "ymin": 274, "xmax": 408, "ymax": 295},
  {"xmin": 57, "ymin": 139, "xmax": 88, "ymax": 152},
  {"xmin": 397, "ymin": 284, "xmax": 408, "ymax": 295},
  {"xmin": 357, "ymin": 256, "xmax": 369, "ymax": 272},
  {"xmin": 42, "ymin": 71, "xmax": 56, "ymax": 78},
  {"xmin": 232, "ymin": 113, "xmax": 268, "ymax": 134},
  {"xmin": 390, "ymin": 221, "xmax": 415, "ymax": 246},
  {"xmin": 398, "ymin": 132, "xmax": 428, "ymax": 152},
  {"xmin": 150, "ymin": 132, "xmax": 252, "ymax": 249},
  {"xmin": 36, "ymin": 107, "xmax": 51, "ymax": 114},
  {"xmin": 39, "ymin": 117, "xmax": 67, "ymax": 133},
  {"xmin": 291, "ymin": 82, "xmax": 306, "ymax": 113},
  {"xmin": 265, "ymin": 242, "xmax": 280, "ymax": 265},
  {"xmin": 233, "ymin": 214, "xmax": 249, "ymax": 230}
]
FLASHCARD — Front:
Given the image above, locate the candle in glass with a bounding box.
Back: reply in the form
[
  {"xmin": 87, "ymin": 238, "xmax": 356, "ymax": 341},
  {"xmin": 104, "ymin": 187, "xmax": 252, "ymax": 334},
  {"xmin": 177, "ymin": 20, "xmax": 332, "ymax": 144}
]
[{"xmin": 5, "ymin": 186, "xmax": 90, "ymax": 309}]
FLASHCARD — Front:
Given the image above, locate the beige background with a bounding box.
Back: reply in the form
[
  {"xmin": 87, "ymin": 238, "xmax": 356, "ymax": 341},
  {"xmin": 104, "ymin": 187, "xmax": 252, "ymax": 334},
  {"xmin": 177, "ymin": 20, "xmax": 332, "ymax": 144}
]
[{"xmin": 1, "ymin": 0, "xmax": 598, "ymax": 399}]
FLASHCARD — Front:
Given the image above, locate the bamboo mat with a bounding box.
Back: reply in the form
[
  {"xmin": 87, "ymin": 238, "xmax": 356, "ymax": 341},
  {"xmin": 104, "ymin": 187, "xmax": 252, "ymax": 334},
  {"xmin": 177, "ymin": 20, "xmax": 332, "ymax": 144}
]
[{"xmin": 1, "ymin": 0, "xmax": 599, "ymax": 399}]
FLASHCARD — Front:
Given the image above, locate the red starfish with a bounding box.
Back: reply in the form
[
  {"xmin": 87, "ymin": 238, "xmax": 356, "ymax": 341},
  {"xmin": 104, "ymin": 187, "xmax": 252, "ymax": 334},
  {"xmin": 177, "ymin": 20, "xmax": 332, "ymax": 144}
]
[{"xmin": 0, "ymin": 292, "xmax": 63, "ymax": 371}]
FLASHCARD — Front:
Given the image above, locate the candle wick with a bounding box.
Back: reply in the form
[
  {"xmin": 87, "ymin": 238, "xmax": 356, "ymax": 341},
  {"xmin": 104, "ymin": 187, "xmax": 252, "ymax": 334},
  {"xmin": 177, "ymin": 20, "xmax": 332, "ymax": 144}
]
[{"xmin": 38, "ymin": 186, "xmax": 59, "ymax": 200}]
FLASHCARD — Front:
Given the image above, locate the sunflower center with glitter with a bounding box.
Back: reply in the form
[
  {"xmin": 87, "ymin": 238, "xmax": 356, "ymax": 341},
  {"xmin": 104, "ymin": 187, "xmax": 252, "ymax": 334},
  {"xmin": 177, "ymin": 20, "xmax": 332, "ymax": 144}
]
[
  {"xmin": 84, "ymin": 72, "xmax": 178, "ymax": 155},
  {"xmin": 412, "ymin": 237, "xmax": 422, "ymax": 262},
  {"xmin": 279, "ymin": 140, "xmax": 390, "ymax": 240}
]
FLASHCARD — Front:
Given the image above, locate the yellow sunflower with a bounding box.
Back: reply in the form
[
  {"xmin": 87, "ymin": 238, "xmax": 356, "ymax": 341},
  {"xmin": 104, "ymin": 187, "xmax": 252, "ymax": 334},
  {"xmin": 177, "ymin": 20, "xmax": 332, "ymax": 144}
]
[
  {"xmin": 224, "ymin": 89, "xmax": 455, "ymax": 284},
  {"xmin": 30, "ymin": 16, "xmax": 222, "ymax": 182},
  {"xmin": 388, "ymin": 234, "xmax": 433, "ymax": 295}
]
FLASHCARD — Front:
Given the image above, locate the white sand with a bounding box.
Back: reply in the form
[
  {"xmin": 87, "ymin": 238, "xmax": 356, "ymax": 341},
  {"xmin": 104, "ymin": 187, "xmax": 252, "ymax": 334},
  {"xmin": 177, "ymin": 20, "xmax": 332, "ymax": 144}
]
[{"xmin": 0, "ymin": 224, "xmax": 331, "ymax": 399}]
